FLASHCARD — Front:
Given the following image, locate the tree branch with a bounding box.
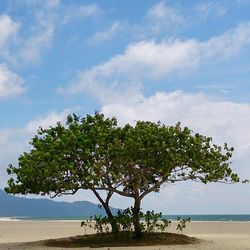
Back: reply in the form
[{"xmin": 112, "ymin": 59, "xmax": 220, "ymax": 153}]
[
  {"xmin": 88, "ymin": 185, "xmax": 134, "ymax": 198},
  {"xmin": 140, "ymin": 177, "xmax": 168, "ymax": 199},
  {"xmin": 91, "ymin": 189, "xmax": 106, "ymax": 207},
  {"xmin": 49, "ymin": 189, "xmax": 78, "ymax": 198}
]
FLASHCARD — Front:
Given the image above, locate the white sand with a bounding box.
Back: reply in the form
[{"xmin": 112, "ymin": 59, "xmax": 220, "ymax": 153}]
[{"xmin": 0, "ymin": 220, "xmax": 249, "ymax": 249}]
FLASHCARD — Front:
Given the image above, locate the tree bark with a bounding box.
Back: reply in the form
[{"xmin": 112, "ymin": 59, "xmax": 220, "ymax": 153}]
[{"xmin": 132, "ymin": 192, "xmax": 142, "ymax": 238}]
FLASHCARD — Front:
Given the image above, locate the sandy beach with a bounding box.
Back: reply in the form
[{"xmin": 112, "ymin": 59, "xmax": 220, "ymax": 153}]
[{"xmin": 0, "ymin": 220, "xmax": 249, "ymax": 249}]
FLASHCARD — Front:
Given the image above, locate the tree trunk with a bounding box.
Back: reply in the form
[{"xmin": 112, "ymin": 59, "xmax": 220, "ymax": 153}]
[
  {"xmin": 132, "ymin": 193, "xmax": 142, "ymax": 238},
  {"xmin": 92, "ymin": 190, "xmax": 119, "ymax": 234},
  {"xmin": 102, "ymin": 203, "xmax": 120, "ymax": 234}
]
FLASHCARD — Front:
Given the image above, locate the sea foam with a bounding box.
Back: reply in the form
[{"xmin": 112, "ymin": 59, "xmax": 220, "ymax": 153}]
[{"xmin": 0, "ymin": 217, "xmax": 20, "ymax": 221}]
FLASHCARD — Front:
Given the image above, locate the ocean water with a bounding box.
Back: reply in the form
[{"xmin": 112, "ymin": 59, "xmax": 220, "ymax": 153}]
[
  {"xmin": 1, "ymin": 214, "xmax": 250, "ymax": 221},
  {"xmin": 163, "ymin": 214, "xmax": 250, "ymax": 221}
]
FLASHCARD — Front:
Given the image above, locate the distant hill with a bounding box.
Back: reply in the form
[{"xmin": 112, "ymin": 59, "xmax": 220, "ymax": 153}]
[{"xmin": 0, "ymin": 189, "xmax": 119, "ymax": 218}]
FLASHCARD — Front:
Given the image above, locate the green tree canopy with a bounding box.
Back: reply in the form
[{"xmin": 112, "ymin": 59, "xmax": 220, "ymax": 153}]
[{"xmin": 5, "ymin": 112, "xmax": 239, "ymax": 237}]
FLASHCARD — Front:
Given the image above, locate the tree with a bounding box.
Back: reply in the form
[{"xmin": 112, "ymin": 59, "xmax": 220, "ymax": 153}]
[{"xmin": 5, "ymin": 112, "xmax": 239, "ymax": 238}]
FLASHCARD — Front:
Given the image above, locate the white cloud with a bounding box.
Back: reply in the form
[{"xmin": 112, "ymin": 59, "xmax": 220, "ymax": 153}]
[
  {"xmin": 102, "ymin": 90, "xmax": 250, "ymax": 149},
  {"xmin": 62, "ymin": 22, "xmax": 250, "ymax": 99},
  {"xmin": 61, "ymin": 39, "xmax": 199, "ymax": 97},
  {"xmin": 196, "ymin": 84, "xmax": 234, "ymax": 94},
  {"xmin": 1, "ymin": 3, "xmax": 102, "ymax": 65},
  {"xmin": 62, "ymin": 4, "xmax": 101, "ymax": 25},
  {"xmin": 0, "ymin": 5, "xmax": 57, "ymax": 65},
  {"xmin": 195, "ymin": 1, "xmax": 227, "ymax": 19},
  {"xmin": 236, "ymin": 0, "xmax": 250, "ymax": 4},
  {"xmin": 0, "ymin": 14, "xmax": 20, "ymax": 61},
  {"xmin": 86, "ymin": 1, "xmax": 185, "ymax": 44},
  {"xmin": 24, "ymin": 0, "xmax": 60, "ymax": 8},
  {"xmin": 25, "ymin": 109, "xmax": 73, "ymax": 134},
  {"xmin": 146, "ymin": 1, "xmax": 184, "ymax": 34},
  {"xmin": 202, "ymin": 22, "xmax": 250, "ymax": 59},
  {"xmin": 19, "ymin": 18, "xmax": 55, "ymax": 63},
  {"xmin": 46, "ymin": 0, "xmax": 60, "ymax": 8},
  {"xmin": 0, "ymin": 130, "xmax": 13, "ymax": 145},
  {"xmin": 88, "ymin": 21, "xmax": 123, "ymax": 45},
  {"xmin": 0, "ymin": 64, "xmax": 25, "ymax": 98},
  {"xmin": 17, "ymin": 0, "xmax": 62, "ymax": 64},
  {"xmin": 0, "ymin": 14, "xmax": 19, "ymax": 48}
]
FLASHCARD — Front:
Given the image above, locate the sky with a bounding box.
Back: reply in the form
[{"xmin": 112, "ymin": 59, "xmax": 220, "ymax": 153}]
[{"xmin": 0, "ymin": 0, "xmax": 250, "ymax": 214}]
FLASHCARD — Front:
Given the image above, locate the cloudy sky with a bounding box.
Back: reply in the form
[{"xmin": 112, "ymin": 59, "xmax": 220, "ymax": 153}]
[{"xmin": 0, "ymin": 0, "xmax": 250, "ymax": 214}]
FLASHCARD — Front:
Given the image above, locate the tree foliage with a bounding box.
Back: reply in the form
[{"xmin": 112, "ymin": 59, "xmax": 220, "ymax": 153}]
[{"xmin": 5, "ymin": 112, "xmax": 239, "ymax": 237}]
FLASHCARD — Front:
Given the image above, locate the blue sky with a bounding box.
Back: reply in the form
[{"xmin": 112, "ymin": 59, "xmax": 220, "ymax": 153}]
[{"xmin": 0, "ymin": 0, "xmax": 250, "ymax": 214}]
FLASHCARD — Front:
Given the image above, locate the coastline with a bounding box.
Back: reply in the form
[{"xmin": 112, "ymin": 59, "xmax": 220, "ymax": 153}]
[
  {"xmin": 0, "ymin": 220, "xmax": 250, "ymax": 249},
  {"xmin": 2, "ymin": 213, "xmax": 250, "ymax": 222}
]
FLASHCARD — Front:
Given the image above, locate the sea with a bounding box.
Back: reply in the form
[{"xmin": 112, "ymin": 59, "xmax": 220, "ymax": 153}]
[{"xmin": 1, "ymin": 214, "xmax": 250, "ymax": 222}]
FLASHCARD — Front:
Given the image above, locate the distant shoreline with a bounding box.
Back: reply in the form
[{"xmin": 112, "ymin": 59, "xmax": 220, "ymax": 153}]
[{"xmin": 1, "ymin": 214, "xmax": 250, "ymax": 222}]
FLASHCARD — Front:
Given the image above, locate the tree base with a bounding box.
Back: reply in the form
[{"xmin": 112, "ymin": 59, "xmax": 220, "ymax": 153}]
[{"xmin": 44, "ymin": 232, "xmax": 199, "ymax": 248}]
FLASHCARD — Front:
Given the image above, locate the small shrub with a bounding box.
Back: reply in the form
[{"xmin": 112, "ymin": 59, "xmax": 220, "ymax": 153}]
[
  {"xmin": 158, "ymin": 218, "xmax": 172, "ymax": 232},
  {"xmin": 176, "ymin": 217, "xmax": 191, "ymax": 234},
  {"xmin": 116, "ymin": 207, "xmax": 133, "ymax": 231},
  {"xmin": 144, "ymin": 210, "xmax": 162, "ymax": 232},
  {"xmin": 81, "ymin": 216, "xmax": 110, "ymax": 234}
]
